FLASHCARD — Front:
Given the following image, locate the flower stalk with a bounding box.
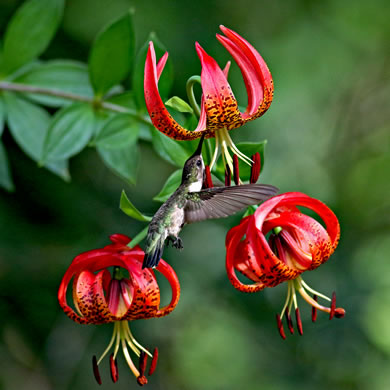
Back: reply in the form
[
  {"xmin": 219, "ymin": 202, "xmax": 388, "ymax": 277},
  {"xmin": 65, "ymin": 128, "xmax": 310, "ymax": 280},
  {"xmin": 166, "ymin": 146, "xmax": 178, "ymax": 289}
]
[
  {"xmin": 185, "ymin": 75, "xmax": 201, "ymax": 117},
  {"xmin": 0, "ymin": 81, "xmax": 152, "ymax": 125}
]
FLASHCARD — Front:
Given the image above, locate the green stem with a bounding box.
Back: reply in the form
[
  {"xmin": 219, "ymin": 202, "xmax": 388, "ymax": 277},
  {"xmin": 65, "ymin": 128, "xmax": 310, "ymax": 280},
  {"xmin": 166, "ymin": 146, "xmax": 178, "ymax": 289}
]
[
  {"xmin": 186, "ymin": 75, "xmax": 201, "ymax": 117},
  {"xmin": 0, "ymin": 81, "xmax": 152, "ymax": 126},
  {"xmin": 127, "ymin": 226, "xmax": 149, "ymax": 249}
]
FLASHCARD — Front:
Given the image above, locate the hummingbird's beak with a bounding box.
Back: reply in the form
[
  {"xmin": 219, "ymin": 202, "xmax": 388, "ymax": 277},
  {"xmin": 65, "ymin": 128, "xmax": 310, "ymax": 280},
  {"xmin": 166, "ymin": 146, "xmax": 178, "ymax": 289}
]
[{"xmin": 191, "ymin": 133, "xmax": 206, "ymax": 158}]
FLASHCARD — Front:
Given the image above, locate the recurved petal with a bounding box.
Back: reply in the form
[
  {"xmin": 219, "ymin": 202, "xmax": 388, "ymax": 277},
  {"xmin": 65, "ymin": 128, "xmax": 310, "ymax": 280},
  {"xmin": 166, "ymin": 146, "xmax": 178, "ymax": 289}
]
[
  {"xmin": 73, "ymin": 270, "xmax": 117, "ymax": 324},
  {"xmin": 255, "ymin": 192, "xmax": 340, "ymax": 250},
  {"xmin": 144, "ymin": 42, "xmax": 201, "ymax": 140},
  {"xmin": 155, "ymin": 259, "xmax": 181, "ymax": 317},
  {"xmin": 225, "ymin": 216, "xmax": 266, "ymax": 292},
  {"xmin": 234, "ymin": 238, "xmax": 264, "ymax": 282},
  {"xmin": 156, "ymin": 51, "xmax": 168, "ymax": 79},
  {"xmin": 73, "ymin": 270, "xmax": 115, "ymax": 324},
  {"xmin": 217, "ymin": 26, "xmax": 273, "ymax": 121},
  {"xmin": 58, "ymin": 251, "xmax": 117, "ymax": 324},
  {"xmin": 109, "ymin": 234, "xmax": 131, "ymax": 245},
  {"xmin": 195, "ymin": 42, "xmax": 244, "ymax": 132},
  {"xmin": 246, "ymin": 216, "xmax": 300, "ymax": 286},
  {"xmin": 265, "ymin": 210, "xmax": 336, "ymax": 269},
  {"xmin": 58, "ymin": 243, "xmax": 143, "ymax": 324}
]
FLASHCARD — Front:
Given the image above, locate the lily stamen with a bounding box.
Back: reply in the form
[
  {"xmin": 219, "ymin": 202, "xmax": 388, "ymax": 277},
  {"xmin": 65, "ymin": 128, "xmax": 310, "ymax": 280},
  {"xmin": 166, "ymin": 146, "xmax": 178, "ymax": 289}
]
[
  {"xmin": 97, "ymin": 321, "xmax": 118, "ymax": 365},
  {"xmin": 300, "ymin": 279, "xmax": 331, "ymax": 302},
  {"xmin": 212, "ymin": 127, "xmax": 252, "ymax": 176},
  {"xmin": 110, "ymin": 354, "xmax": 119, "ymax": 383},
  {"xmin": 92, "ymin": 356, "xmax": 102, "ymax": 385},
  {"xmin": 112, "ymin": 322, "xmax": 121, "ymax": 361},
  {"xmin": 280, "ymin": 280, "xmax": 292, "ymax": 319},
  {"xmin": 203, "ymin": 165, "xmax": 213, "ymax": 188},
  {"xmin": 123, "ymin": 321, "xmax": 153, "ymax": 358},
  {"xmin": 312, "ymin": 295, "xmax": 318, "ymax": 322},
  {"xmin": 233, "ymin": 155, "xmax": 239, "ymax": 185},
  {"xmin": 250, "ymin": 153, "xmax": 261, "ymax": 184},
  {"xmin": 295, "ymin": 277, "xmax": 342, "ymax": 316},
  {"xmin": 121, "ymin": 338, "xmax": 141, "ymax": 378},
  {"xmin": 286, "ymin": 312, "xmax": 294, "ymax": 334},
  {"xmin": 148, "ymin": 348, "xmax": 159, "ymax": 376},
  {"xmin": 295, "ymin": 308, "xmax": 303, "ymax": 335},
  {"xmin": 221, "ymin": 128, "xmax": 253, "ymax": 166},
  {"xmin": 276, "ymin": 314, "xmax": 286, "ymax": 340},
  {"xmin": 209, "ymin": 130, "xmax": 220, "ymax": 169},
  {"xmin": 276, "ymin": 277, "xmax": 345, "ymax": 338},
  {"xmin": 139, "ymin": 351, "xmax": 148, "ymax": 377},
  {"xmin": 225, "ymin": 164, "xmax": 231, "ymax": 186}
]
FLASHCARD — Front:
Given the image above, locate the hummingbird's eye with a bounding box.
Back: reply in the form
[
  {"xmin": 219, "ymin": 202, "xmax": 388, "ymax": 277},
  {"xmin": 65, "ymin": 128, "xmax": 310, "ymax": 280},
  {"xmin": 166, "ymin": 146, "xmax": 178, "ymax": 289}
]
[{"xmin": 196, "ymin": 160, "xmax": 202, "ymax": 167}]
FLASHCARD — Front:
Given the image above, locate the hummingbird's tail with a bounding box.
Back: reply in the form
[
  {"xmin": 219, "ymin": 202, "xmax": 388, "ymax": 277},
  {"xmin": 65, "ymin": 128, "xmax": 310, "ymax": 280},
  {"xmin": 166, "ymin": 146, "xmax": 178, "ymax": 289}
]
[{"xmin": 142, "ymin": 232, "xmax": 165, "ymax": 269}]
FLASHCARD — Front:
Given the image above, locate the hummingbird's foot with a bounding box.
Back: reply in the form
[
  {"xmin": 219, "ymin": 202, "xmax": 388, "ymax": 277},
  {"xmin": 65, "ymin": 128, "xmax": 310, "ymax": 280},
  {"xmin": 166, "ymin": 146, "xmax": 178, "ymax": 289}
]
[
  {"xmin": 166, "ymin": 236, "xmax": 174, "ymax": 247},
  {"xmin": 172, "ymin": 237, "xmax": 183, "ymax": 250}
]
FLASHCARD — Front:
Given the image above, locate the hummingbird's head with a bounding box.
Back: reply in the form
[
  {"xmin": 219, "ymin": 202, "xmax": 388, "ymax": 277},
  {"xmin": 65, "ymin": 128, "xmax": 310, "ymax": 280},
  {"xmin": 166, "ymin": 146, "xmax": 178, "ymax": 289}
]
[{"xmin": 181, "ymin": 134, "xmax": 205, "ymax": 190}]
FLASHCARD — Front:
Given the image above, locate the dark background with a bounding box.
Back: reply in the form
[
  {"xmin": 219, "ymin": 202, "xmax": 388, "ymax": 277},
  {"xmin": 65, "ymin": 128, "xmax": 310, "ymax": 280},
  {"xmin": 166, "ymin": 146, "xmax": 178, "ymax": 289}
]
[{"xmin": 0, "ymin": 0, "xmax": 389, "ymax": 389}]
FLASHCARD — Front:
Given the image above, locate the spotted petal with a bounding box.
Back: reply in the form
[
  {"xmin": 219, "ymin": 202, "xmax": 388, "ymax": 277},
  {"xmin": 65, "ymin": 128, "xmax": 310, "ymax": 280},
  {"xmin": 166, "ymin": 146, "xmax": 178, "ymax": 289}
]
[
  {"xmin": 217, "ymin": 25, "xmax": 273, "ymax": 121},
  {"xmin": 195, "ymin": 43, "xmax": 243, "ymax": 132},
  {"xmin": 144, "ymin": 42, "xmax": 203, "ymax": 140},
  {"xmin": 225, "ymin": 216, "xmax": 266, "ymax": 292},
  {"xmin": 73, "ymin": 270, "xmax": 115, "ymax": 324}
]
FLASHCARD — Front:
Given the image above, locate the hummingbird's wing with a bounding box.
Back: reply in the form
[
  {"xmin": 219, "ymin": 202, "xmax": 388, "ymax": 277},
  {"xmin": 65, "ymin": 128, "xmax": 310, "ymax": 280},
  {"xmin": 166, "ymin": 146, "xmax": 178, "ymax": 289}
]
[{"xmin": 184, "ymin": 184, "xmax": 278, "ymax": 223}]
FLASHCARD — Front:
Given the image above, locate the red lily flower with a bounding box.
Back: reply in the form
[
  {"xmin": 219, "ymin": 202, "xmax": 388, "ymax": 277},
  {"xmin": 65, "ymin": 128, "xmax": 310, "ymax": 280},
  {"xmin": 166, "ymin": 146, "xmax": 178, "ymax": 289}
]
[
  {"xmin": 58, "ymin": 234, "xmax": 180, "ymax": 385},
  {"xmin": 144, "ymin": 25, "xmax": 273, "ymax": 175},
  {"xmin": 225, "ymin": 192, "xmax": 345, "ymax": 338}
]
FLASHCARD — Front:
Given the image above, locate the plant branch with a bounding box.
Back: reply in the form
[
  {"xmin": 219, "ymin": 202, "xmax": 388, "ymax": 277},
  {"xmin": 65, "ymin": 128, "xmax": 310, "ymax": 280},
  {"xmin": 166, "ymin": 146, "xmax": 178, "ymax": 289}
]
[{"xmin": 0, "ymin": 81, "xmax": 152, "ymax": 126}]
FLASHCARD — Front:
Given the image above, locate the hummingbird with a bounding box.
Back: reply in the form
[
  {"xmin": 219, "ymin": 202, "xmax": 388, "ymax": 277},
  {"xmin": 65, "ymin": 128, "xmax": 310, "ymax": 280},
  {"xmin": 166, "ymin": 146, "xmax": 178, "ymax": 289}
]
[{"xmin": 142, "ymin": 134, "xmax": 278, "ymax": 269}]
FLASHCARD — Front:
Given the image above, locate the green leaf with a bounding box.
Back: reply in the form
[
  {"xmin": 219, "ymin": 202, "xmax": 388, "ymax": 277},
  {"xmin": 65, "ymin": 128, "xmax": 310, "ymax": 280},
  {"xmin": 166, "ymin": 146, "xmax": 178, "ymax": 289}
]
[
  {"xmin": 0, "ymin": 141, "xmax": 14, "ymax": 192},
  {"xmin": 151, "ymin": 128, "xmax": 191, "ymax": 167},
  {"xmin": 165, "ymin": 96, "xmax": 193, "ymax": 114},
  {"xmin": 214, "ymin": 141, "xmax": 267, "ymax": 182},
  {"xmin": 105, "ymin": 91, "xmax": 153, "ymax": 142},
  {"xmin": 89, "ymin": 11, "xmax": 135, "ymax": 96},
  {"xmin": 184, "ymin": 113, "xmax": 200, "ymax": 131},
  {"xmin": 133, "ymin": 32, "xmax": 173, "ymax": 111},
  {"xmin": 0, "ymin": 96, "xmax": 4, "ymax": 137},
  {"xmin": 106, "ymin": 91, "xmax": 137, "ymax": 109},
  {"xmin": 153, "ymin": 169, "xmax": 182, "ymax": 203},
  {"xmin": 119, "ymin": 190, "xmax": 151, "ymax": 221},
  {"xmin": 4, "ymin": 93, "xmax": 69, "ymax": 180},
  {"xmin": 242, "ymin": 205, "xmax": 257, "ymax": 218},
  {"xmin": 0, "ymin": 0, "xmax": 64, "ymax": 75},
  {"xmin": 92, "ymin": 109, "xmax": 113, "ymax": 135},
  {"xmin": 15, "ymin": 60, "xmax": 93, "ymax": 107},
  {"xmin": 202, "ymin": 137, "xmax": 216, "ymax": 166},
  {"xmin": 98, "ymin": 142, "xmax": 139, "ymax": 185},
  {"xmin": 93, "ymin": 105, "xmax": 140, "ymax": 183},
  {"xmin": 42, "ymin": 103, "xmax": 96, "ymax": 162},
  {"xmin": 94, "ymin": 114, "xmax": 139, "ymax": 149}
]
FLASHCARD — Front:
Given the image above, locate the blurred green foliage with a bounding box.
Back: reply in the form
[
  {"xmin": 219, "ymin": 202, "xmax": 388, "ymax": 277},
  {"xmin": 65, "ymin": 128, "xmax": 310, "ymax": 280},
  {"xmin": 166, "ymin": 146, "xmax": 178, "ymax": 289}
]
[{"xmin": 0, "ymin": 0, "xmax": 389, "ymax": 389}]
